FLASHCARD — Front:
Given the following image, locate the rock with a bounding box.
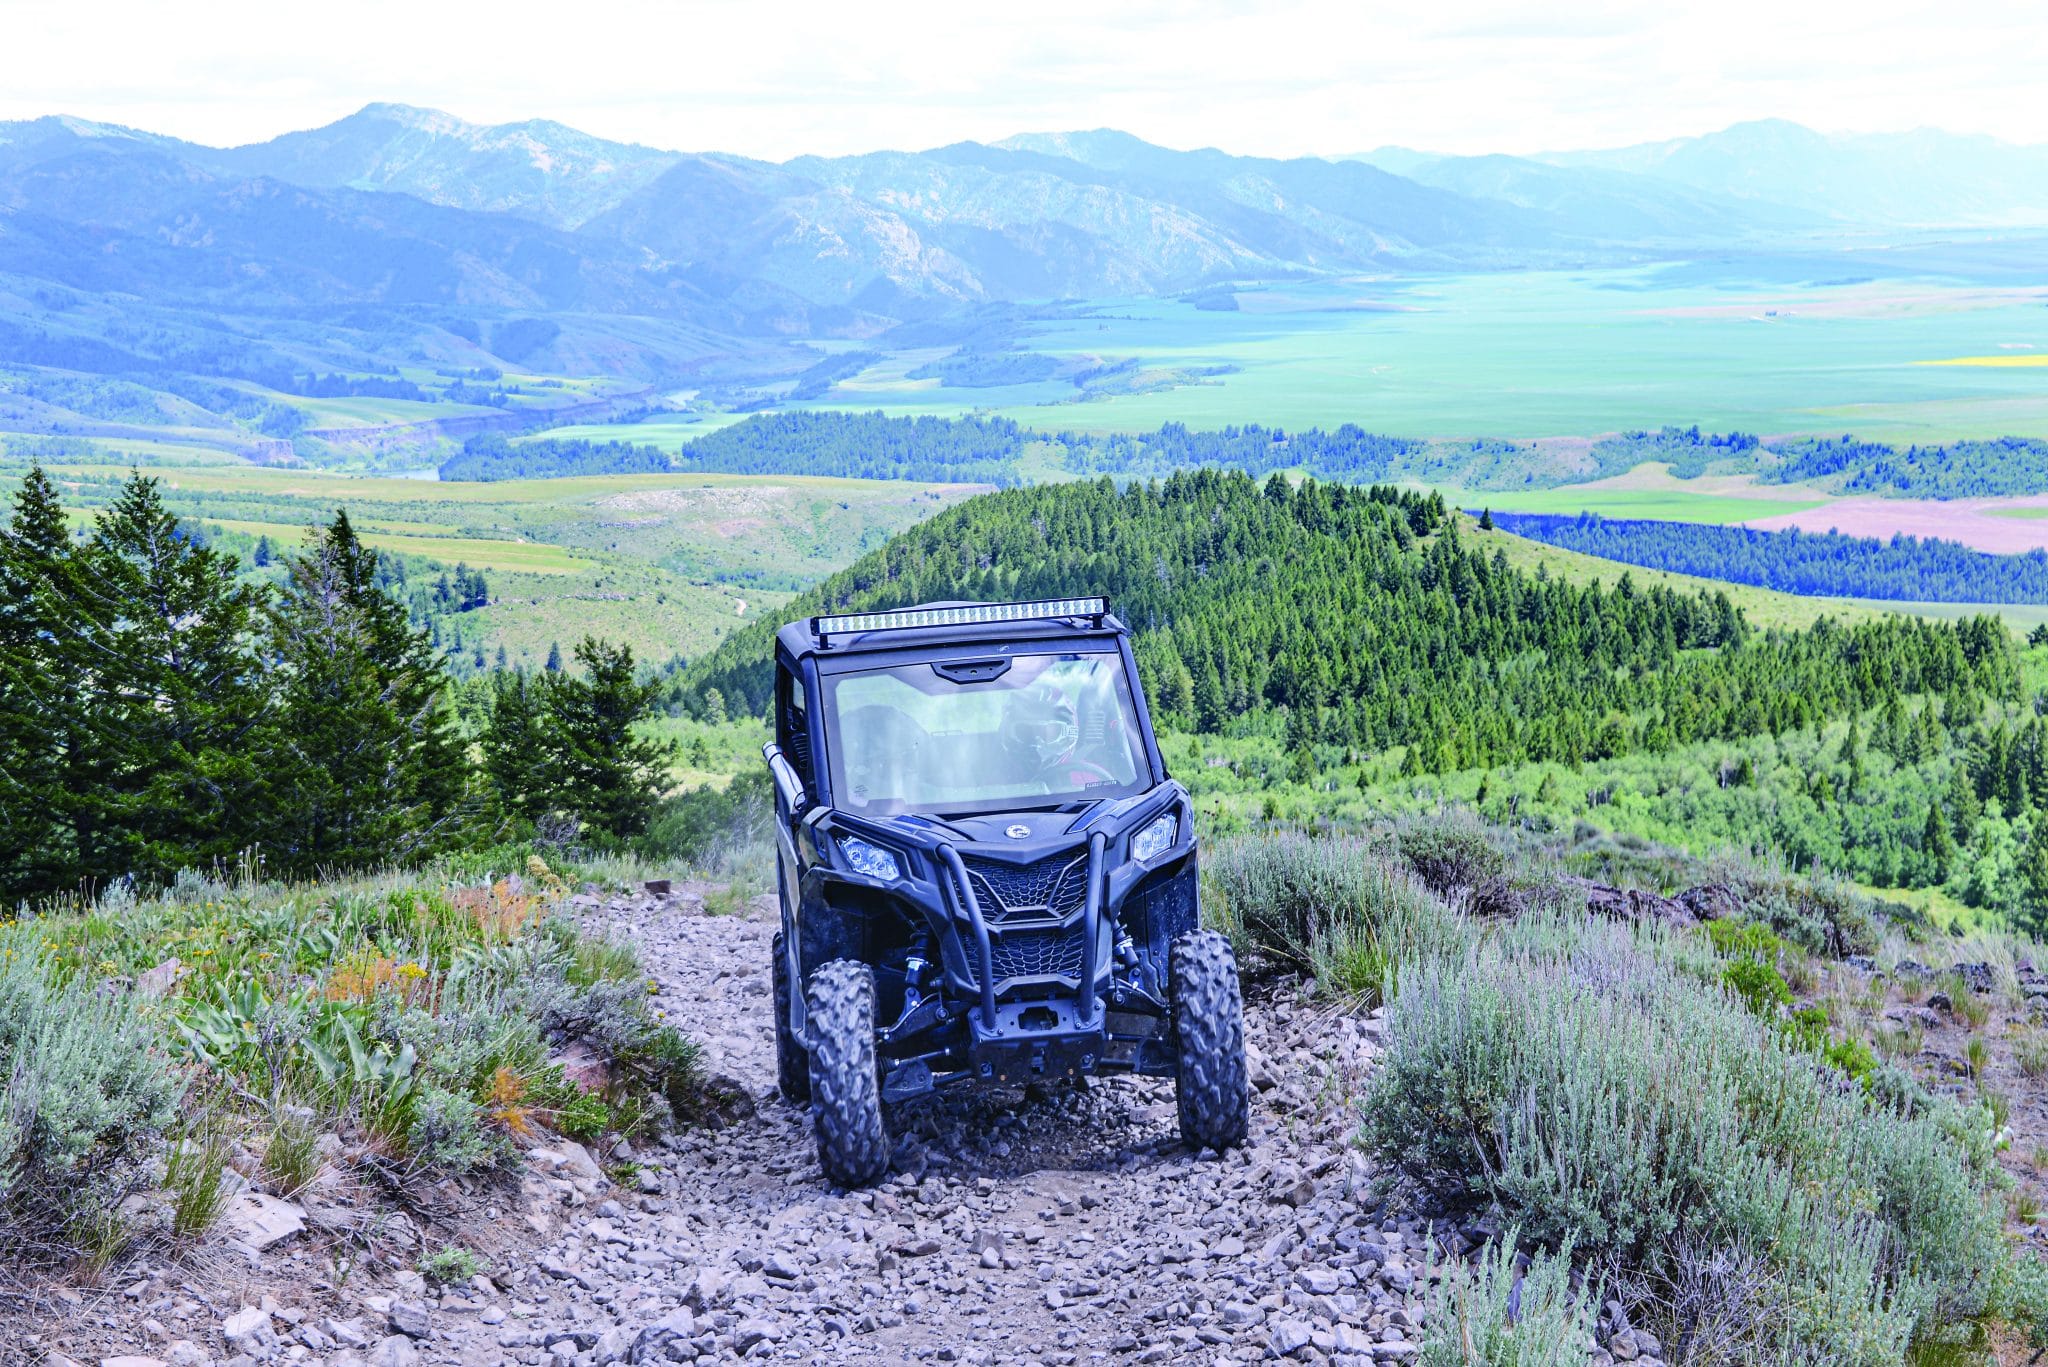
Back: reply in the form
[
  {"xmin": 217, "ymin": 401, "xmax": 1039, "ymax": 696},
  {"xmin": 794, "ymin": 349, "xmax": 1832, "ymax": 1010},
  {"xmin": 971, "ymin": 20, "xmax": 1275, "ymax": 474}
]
[
  {"xmin": 365, "ymin": 1336, "xmax": 419, "ymax": 1367},
  {"xmin": 1952, "ymin": 962, "xmax": 1996, "ymax": 993},
  {"xmin": 592, "ymin": 1325, "xmax": 636, "ymax": 1364},
  {"xmin": 133, "ymin": 957, "xmax": 183, "ymax": 998},
  {"xmin": 627, "ymin": 1309, "xmax": 698, "ymax": 1363},
  {"xmin": 327, "ymin": 1318, "xmax": 372, "ymax": 1348},
  {"xmin": 555, "ymin": 1139, "xmax": 607, "ymax": 1184},
  {"xmin": 1575, "ymin": 879, "xmax": 1698, "ymax": 928},
  {"xmin": 1929, "ymin": 992, "xmax": 1954, "ymax": 1013},
  {"xmin": 732, "ymin": 1321, "xmax": 781, "ymax": 1352},
  {"xmin": 1296, "ymin": 1268, "xmax": 1342, "ymax": 1295},
  {"xmin": 1270, "ymin": 1320, "xmax": 1315, "ymax": 1356},
  {"xmin": 164, "ymin": 1346, "xmax": 211, "ymax": 1367},
  {"xmin": 220, "ymin": 1307, "xmax": 275, "ymax": 1353},
  {"xmin": 101, "ymin": 1358, "xmax": 168, "ymax": 1367},
  {"xmin": 222, "ymin": 1192, "xmax": 305, "ymax": 1250},
  {"xmin": 386, "ymin": 1301, "xmax": 432, "ymax": 1339},
  {"xmin": 550, "ymin": 1041, "xmax": 610, "ymax": 1095}
]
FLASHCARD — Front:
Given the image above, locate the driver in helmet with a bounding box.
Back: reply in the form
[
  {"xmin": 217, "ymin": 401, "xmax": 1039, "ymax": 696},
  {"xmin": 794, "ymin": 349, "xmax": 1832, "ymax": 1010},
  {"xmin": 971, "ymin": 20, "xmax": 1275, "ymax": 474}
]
[{"xmin": 1002, "ymin": 680, "xmax": 1080, "ymax": 783}]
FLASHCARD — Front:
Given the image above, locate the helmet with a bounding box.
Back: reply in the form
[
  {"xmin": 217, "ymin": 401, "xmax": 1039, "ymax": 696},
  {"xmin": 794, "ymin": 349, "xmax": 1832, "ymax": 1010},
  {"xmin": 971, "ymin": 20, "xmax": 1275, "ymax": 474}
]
[{"xmin": 1002, "ymin": 681, "xmax": 1077, "ymax": 769}]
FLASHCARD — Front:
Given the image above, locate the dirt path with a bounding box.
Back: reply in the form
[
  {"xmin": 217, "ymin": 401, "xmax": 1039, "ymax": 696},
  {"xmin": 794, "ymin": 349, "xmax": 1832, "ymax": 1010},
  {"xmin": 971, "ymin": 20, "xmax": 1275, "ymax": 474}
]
[{"xmin": 423, "ymin": 888, "xmax": 1423, "ymax": 1367}]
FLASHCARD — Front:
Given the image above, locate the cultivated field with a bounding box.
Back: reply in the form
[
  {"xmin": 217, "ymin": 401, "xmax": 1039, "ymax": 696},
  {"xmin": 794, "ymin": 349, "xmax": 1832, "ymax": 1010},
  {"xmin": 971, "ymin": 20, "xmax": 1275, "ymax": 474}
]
[
  {"xmin": 1747, "ymin": 496, "xmax": 2048, "ymax": 554},
  {"xmin": 794, "ymin": 270, "xmax": 2048, "ymax": 442},
  {"xmin": 15, "ymin": 464, "xmax": 983, "ymax": 669}
]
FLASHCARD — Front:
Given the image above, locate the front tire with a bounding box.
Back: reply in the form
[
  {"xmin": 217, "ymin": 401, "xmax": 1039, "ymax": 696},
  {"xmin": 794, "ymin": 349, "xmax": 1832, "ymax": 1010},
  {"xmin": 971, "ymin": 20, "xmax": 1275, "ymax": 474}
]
[
  {"xmin": 1171, "ymin": 931, "xmax": 1250, "ymax": 1152},
  {"xmin": 771, "ymin": 931, "xmax": 809, "ymax": 1104},
  {"xmin": 806, "ymin": 959, "xmax": 889, "ymax": 1187}
]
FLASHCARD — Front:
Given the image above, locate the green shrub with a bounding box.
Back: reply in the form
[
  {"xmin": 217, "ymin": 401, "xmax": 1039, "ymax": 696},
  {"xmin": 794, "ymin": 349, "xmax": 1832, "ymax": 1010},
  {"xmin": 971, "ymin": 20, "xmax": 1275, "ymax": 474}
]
[
  {"xmin": 262, "ymin": 1108, "xmax": 324, "ymax": 1197},
  {"xmin": 164, "ymin": 1099, "xmax": 235, "ymax": 1241},
  {"xmin": 1419, "ymin": 1233, "xmax": 1596, "ymax": 1366},
  {"xmin": 1721, "ymin": 956, "xmax": 1794, "ymax": 1014},
  {"xmin": 555, "ymin": 1091, "xmax": 611, "ymax": 1141},
  {"xmin": 634, "ymin": 768, "xmax": 772, "ymax": 869},
  {"xmin": 1823, "ymin": 1034, "xmax": 1879, "ymax": 1083},
  {"xmin": 418, "ymin": 1244, "xmax": 488, "ymax": 1286},
  {"xmin": 1203, "ymin": 832, "xmax": 1465, "ymax": 985},
  {"xmin": 2017, "ymin": 1032, "xmax": 2048, "ymax": 1079},
  {"xmin": 0, "ymin": 927, "xmax": 183, "ymax": 1267},
  {"xmin": 1398, "ymin": 816, "xmax": 1509, "ymax": 896},
  {"xmin": 1704, "ymin": 858, "xmax": 1881, "ymax": 958},
  {"xmin": 404, "ymin": 1084, "xmax": 498, "ymax": 1171},
  {"xmin": 1363, "ymin": 916, "xmax": 2009, "ymax": 1364}
]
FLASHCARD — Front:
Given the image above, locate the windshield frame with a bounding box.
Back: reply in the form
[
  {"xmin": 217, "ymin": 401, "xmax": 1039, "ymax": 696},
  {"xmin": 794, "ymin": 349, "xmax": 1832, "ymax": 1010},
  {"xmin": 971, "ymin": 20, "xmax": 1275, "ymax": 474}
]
[{"xmin": 814, "ymin": 642, "xmax": 1160, "ymax": 818}]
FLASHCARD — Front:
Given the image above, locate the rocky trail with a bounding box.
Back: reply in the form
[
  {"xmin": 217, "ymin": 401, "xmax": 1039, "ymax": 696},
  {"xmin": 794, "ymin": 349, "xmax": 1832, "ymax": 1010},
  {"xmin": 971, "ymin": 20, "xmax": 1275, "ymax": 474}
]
[
  {"xmin": 446, "ymin": 887, "xmax": 1417, "ymax": 1366},
  {"xmin": 17, "ymin": 886, "xmax": 1670, "ymax": 1367}
]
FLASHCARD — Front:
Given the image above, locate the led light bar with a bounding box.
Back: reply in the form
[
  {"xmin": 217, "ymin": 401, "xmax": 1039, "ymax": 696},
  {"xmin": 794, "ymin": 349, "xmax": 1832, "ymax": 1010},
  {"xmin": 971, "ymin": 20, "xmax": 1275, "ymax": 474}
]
[{"xmin": 814, "ymin": 597, "xmax": 1109, "ymax": 640}]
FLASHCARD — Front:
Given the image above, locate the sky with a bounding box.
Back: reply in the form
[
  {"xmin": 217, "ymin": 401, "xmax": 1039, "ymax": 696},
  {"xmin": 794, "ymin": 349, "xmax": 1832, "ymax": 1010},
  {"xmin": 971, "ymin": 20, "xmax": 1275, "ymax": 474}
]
[{"xmin": 2, "ymin": 0, "xmax": 2044, "ymax": 159}]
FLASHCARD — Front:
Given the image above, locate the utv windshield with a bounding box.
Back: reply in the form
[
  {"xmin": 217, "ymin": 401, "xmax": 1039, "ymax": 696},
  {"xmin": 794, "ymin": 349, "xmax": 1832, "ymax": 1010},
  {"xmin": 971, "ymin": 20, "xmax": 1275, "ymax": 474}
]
[{"xmin": 823, "ymin": 651, "xmax": 1150, "ymax": 815}]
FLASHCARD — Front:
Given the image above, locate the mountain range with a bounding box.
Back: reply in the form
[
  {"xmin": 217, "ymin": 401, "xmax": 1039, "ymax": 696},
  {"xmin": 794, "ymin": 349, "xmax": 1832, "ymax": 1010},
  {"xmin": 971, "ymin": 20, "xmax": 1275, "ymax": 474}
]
[
  {"xmin": 2, "ymin": 104, "xmax": 2044, "ymax": 383},
  {"xmin": 1358, "ymin": 119, "xmax": 2048, "ymax": 230}
]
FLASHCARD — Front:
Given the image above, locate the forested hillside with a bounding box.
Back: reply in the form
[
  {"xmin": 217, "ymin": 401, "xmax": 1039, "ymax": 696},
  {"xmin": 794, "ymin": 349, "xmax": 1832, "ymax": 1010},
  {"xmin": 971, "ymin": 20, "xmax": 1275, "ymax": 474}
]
[
  {"xmin": 1768, "ymin": 434, "xmax": 2048, "ymax": 497},
  {"xmin": 1486, "ymin": 511, "xmax": 2048, "ymax": 602},
  {"xmin": 686, "ymin": 471, "xmax": 2018, "ymax": 777},
  {"xmin": 0, "ymin": 468, "xmax": 682, "ymax": 905}
]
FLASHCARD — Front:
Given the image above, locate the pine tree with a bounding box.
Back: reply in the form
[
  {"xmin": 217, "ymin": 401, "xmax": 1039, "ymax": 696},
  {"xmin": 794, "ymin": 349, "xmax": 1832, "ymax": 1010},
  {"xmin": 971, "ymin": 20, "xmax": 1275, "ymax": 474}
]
[
  {"xmin": 545, "ymin": 641, "xmax": 563, "ymax": 673},
  {"xmin": 83, "ymin": 473, "xmax": 269, "ymax": 883},
  {"xmin": 2020, "ymin": 821, "xmax": 2048, "ymax": 939},
  {"xmin": 537, "ymin": 638, "xmax": 675, "ymax": 840},
  {"xmin": 265, "ymin": 511, "xmax": 465, "ymax": 873},
  {"xmin": 1947, "ymin": 765, "xmax": 1982, "ymax": 846},
  {"xmin": 482, "ymin": 671, "xmax": 552, "ymax": 822},
  {"xmin": 1923, "ymin": 801, "xmax": 1955, "ymax": 882},
  {"xmin": 0, "ymin": 467, "xmax": 81, "ymax": 897}
]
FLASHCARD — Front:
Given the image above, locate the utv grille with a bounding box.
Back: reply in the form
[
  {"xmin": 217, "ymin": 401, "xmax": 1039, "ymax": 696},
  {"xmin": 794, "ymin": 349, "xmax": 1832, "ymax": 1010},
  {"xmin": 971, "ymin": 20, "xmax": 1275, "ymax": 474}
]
[
  {"xmin": 961, "ymin": 852, "xmax": 1089, "ymax": 924},
  {"xmin": 988, "ymin": 926, "xmax": 1087, "ymax": 984}
]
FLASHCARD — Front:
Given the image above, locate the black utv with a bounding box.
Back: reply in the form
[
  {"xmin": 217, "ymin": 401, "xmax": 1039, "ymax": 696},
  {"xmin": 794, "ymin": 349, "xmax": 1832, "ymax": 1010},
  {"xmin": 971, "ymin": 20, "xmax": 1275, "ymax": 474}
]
[{"xmin": 762, "ymin": 597, "xmax": 1250, "ymax": 1186}]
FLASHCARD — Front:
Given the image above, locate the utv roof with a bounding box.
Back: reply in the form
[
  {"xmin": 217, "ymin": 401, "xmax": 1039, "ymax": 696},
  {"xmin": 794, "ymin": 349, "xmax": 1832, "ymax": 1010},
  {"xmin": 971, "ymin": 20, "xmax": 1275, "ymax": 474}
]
[{"xmin": 775, "ymin": 597, "xmax": 1125, "ymax": 660}]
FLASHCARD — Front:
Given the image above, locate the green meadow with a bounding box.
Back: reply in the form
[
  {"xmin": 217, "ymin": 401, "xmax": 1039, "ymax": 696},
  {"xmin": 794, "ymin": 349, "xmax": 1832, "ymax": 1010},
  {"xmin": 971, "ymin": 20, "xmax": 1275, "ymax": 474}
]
[
  {"xmin": 797, "ymin": 269, "xmax": 2048, "ymax": 443},
  {"xmin": 16, "ymin": 464, "xmax": 983, "ymax": 669}
]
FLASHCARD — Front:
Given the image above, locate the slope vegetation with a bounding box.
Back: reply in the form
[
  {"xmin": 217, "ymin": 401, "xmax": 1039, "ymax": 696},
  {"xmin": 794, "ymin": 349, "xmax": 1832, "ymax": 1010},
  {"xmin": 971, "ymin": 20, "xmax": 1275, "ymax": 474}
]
[{"xmin": 686, "ymin": 471, "xmax": 2017, "ymax": 778}]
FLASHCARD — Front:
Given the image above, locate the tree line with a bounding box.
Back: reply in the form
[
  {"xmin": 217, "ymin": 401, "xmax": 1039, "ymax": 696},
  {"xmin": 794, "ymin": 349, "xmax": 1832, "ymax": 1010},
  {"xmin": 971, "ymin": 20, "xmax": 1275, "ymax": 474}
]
[
  {"xmin": 1767, "ymin": 434, "xmax": 2048, "ymax": 498},
  {"xmin": 0, "ymin": 468, "xmax": 673, "ymax": 906},
  {"xmin": 1484, "ymin": 511, "xmax": 2048, "ymax": 603},
  {"xmin": 683, "ymin": 468, "xmax": 2019, "ymax": 779}
]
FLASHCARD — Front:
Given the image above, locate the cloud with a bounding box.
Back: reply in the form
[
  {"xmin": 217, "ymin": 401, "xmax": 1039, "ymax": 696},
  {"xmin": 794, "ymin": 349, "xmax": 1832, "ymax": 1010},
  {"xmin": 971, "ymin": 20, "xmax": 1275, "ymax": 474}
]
[{"xmin": 0, "ymin": 0, "xmax": 2040, "ymax": 159}]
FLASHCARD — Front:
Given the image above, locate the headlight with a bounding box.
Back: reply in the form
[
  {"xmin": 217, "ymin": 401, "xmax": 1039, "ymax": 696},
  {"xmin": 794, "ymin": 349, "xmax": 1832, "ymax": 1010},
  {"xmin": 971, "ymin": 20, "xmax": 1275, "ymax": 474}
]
[
  {"xmin": 1131, "ymin": 812, "xmax": 1179, "ymax": 863},
  {"xmin": 837, "ymin": 835, "xmax": 901, "ymax": 881}
]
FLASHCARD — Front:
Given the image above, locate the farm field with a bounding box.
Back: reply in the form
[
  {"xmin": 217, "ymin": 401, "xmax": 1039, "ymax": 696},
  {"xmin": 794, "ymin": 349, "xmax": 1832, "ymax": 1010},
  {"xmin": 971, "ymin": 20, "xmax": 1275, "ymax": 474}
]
[
  {"xmin": 796, "ymin": 268, "xmax": 2048, "ymax": 443},
  {"xmin": 1446, "ymin": 484, "xmax": 1830, "ymax": 525},
  {"xmin": 13, "ymin": 464, "xmax": 983, "ymax": 669},
  {"xmin": 512, "ymin": 412, "xmax": 754, "ymax": 450},
  {"xmin": 1745, "ymin": 496, "xmax": 2048, "ymax": 554}
]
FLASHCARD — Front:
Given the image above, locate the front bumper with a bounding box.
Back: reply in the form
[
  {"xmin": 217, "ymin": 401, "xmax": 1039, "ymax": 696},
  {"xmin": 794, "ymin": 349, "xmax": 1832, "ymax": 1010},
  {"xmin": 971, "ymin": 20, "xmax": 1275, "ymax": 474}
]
[{"xmin": 874, "ymin": 851, "xmax": 1196, "ymax": 1103}]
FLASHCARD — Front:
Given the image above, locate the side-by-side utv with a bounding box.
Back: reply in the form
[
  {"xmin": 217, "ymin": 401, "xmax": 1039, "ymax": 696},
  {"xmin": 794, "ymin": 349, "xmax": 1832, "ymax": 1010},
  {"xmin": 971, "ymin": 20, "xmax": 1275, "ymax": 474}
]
[{"xmin": 762, "ymin": 597, "xmax": 1249, "ymax": 1186}]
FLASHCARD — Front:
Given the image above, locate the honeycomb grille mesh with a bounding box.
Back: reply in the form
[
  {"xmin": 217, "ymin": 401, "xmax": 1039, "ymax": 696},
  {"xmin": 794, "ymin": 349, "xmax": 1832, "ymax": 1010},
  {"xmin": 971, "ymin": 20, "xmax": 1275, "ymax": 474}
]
[
  {"xmin": 988, "ymin": 926, "xmax": 1087, "ymax": 984},
  {"xmin": 962, "ymin": 852, "xmax": 1088, "ymax": 923}
]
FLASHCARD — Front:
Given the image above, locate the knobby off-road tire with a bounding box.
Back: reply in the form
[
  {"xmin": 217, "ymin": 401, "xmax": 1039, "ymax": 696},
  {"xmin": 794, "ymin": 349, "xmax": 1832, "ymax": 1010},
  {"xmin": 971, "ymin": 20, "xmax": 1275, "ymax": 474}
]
[
  {"xmin": 771, "ymin": 931, "xmax": 809, "ymax": 1104},
  {"xmin": 805, "ymin": 958, "xmax": 890, "ymax": 1187},
  {"xmin": 1171, "ymin": 930, "xmax": 1250, "ymax": 1152}
]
